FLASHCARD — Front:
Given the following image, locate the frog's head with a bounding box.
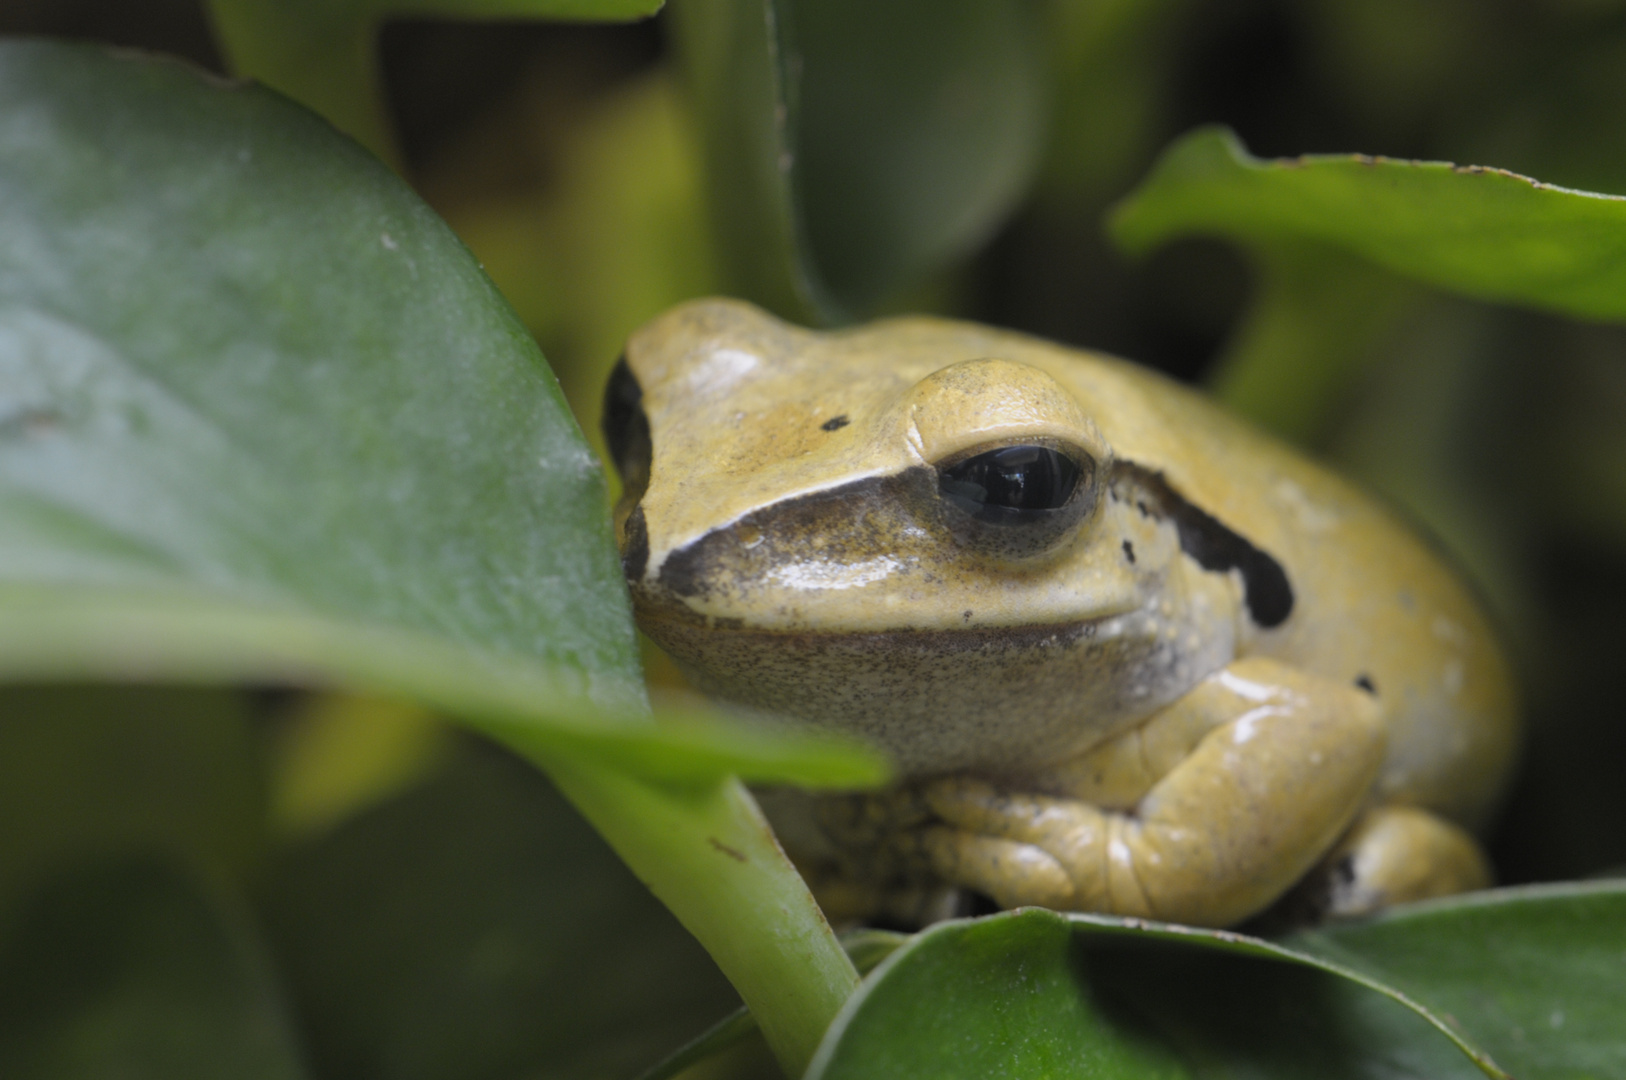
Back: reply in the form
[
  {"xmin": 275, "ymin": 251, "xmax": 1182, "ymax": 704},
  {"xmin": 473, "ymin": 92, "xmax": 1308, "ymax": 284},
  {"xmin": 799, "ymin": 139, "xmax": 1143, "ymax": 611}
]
[{"xmin": 602, "ymin": 298, "xmax": 1202, "ymax": 773}]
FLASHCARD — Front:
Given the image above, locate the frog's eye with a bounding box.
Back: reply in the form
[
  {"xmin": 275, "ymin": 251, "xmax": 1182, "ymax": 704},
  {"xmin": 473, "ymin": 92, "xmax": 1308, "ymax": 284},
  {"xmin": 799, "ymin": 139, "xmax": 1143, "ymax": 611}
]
[{"xmin": 934, "ymin": 442, "xmax": 1097, "ymax": 557}]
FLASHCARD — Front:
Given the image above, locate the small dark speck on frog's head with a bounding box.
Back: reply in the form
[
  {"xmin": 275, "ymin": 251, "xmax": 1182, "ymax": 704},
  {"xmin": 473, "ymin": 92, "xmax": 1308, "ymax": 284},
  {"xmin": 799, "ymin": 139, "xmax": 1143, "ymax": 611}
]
[
  {"xmin": 1354, "ymin": 673, "xmax": 1377, "ymax": 696},
  {"xmin": 1122, "ymin": 540, "xmax": 1136, "ymax": 564},
  {"xmin": 821, "ymin": 414, "xmax": 850, "ymax": 431}
]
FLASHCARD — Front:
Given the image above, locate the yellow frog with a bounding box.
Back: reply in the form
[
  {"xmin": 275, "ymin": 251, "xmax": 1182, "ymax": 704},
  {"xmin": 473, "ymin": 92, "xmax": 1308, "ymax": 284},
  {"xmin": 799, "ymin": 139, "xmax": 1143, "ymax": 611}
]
[{"xmin": 604, "ymin": 298, "xmax": 1519, "ymax": 928}]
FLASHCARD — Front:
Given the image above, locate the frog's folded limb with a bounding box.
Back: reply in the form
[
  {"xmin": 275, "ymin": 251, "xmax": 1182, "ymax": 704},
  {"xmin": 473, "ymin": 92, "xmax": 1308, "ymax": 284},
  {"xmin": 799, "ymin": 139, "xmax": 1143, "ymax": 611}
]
[
  {"xmin": 1305, "ymin": 805, "xmax": 1490, "ymax": 919},
  {"xmin": 921, "ymin": 658, "xmax": 1387, "ymax": 927}
]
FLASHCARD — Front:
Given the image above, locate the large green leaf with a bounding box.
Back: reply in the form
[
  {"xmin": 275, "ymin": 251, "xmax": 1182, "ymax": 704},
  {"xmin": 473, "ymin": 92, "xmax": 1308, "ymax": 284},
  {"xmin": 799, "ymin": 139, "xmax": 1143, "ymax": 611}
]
[
  {"xmin": 0, "ymin": 859, "xmax": 309, "ymax": 1080},
  {"xmin": 1284, "ymin": 883, "xmax": 1626, "ymax": 1079},
  {"xmin": 0, "ymin": 42, "xmax": 871, "ymax": 1075},
  {"xmin": 1111, "ymin": 125, "xmax": 1626, "ymax": 323},
  {"xmin": 809, "ymin": 886, "xmax": 1626, "ymax": 1079},
  {"xmin": 0, "ymin": 39, "xmax": 887, "ymax": 786},
  {"xmin": 673, "ymin": 0, "xmax": 1046, "ymax": 323},
  {"xmin": 808, "ymin": 911, "xmax": 1192, "ymax": 1080},
  {"xmin": 0, "ymin": 40, "xmax": 637, "ymax": 705}
]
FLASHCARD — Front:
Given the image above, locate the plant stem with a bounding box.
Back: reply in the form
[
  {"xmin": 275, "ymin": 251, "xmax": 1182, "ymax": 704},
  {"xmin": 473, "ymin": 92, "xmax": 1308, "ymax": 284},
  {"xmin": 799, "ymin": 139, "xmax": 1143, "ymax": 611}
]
[
  {"xmin": 537, "ymin": 755, "xmax": 859, "ymax": 1077},
  {"xmin": 203, "ymin": 0, "xmax": 401, "ymax": 167},
  {"xmin": 1208, "ymin": 243, "xmax": 1413, "ymax": 445}
]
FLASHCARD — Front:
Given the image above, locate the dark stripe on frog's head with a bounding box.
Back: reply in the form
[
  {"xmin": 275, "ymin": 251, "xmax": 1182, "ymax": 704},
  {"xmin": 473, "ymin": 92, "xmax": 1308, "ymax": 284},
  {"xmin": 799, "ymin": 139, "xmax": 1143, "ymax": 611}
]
[
  {"xmin": 1118, "ymin": 462, "xmax": 1294, "ymax": 628},
  {"xmin": 656, "ymin": 470, "xmax": 932, "ymax": 600}
]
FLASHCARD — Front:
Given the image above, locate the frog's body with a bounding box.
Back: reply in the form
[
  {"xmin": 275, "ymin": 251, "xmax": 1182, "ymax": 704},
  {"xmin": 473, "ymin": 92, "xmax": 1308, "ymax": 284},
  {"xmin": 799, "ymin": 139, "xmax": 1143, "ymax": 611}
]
[{"xmin": 607, "ymin": 298, "xmax": 1518, "ymax": 927}]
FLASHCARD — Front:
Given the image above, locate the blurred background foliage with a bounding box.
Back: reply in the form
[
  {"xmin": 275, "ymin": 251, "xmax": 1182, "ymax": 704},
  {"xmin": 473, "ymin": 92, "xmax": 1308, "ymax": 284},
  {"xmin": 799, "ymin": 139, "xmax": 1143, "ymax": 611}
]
[{"xmin": 3, "ymin": 0, "xmax": 1626, "ymax": 1076}]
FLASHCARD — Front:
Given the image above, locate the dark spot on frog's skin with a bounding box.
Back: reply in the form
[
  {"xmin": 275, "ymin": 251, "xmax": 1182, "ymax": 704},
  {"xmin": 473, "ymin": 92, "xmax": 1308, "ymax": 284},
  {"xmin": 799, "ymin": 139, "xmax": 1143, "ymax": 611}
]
[
  {"xmin": 1354, "ymin": 673, "xmax": 1377, "ymax": 696},
  {"xmin": 963, "ymin": 610, "xmax": 973, "ymax": 622},
  {"xmin": 821, "ymin": 414, "xmax": 850, "ymax": 432},
  {"xmin": 1122, "ymin": 540, "xmax": 1136, "ymax": 564}
]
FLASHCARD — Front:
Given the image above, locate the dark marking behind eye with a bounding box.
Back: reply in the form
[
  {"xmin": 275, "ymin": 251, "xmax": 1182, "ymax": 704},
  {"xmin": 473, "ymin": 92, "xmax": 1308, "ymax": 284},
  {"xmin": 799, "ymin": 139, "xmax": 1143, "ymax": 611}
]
[
  {"xmin": 1354, "ymin": 673, "xmax": 1377, "ymax": 696},
  {"xmin": 1119, "ymin": 462, "xmax": 1295, "ymax": 628},
  {"xmin": 821, "ymin": 414, "xmax": 850, "ymax": 431},
  {"xmin": 1122, "ymin": 540, "xmax": 1136, "ymax": 564}
]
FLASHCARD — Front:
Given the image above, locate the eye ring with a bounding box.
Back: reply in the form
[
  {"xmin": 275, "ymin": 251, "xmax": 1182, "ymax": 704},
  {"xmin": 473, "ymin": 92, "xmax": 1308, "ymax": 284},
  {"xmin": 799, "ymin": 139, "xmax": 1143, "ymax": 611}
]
[{"xmin": 933, "ymin": 439, "xmax": 1097, "ymax": 559}]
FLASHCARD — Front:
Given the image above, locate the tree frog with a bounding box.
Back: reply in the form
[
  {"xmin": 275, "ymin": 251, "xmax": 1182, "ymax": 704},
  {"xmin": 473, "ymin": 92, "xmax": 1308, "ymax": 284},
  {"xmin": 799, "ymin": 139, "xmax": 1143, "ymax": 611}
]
[{"xmin": 604, "ymin": 298, "xmax": 1519, "ymax": 928}]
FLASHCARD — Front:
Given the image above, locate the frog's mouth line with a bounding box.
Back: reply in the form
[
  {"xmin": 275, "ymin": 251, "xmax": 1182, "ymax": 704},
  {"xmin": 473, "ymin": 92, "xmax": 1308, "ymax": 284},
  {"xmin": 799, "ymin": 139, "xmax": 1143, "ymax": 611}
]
[
  {"xmin": 627, "ymin": 592, "xmax": 1138, "ymax": 666},
  {"xmin": 631, "ymin": 586, "xmax": 1122, "ymax": 645}
]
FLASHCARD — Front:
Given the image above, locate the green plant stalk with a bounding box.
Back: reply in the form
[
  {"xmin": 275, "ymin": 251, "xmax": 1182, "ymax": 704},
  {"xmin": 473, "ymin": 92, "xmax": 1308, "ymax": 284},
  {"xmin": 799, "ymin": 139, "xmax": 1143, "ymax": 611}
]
[
  {"xmin": 533, "ymin": 753, "xmax": 860, "ymax": 1077},
  {"xmin": 1208, "ymin": 243, "xmax": 1414, "ymax": 444},
  {"xmin": 204, "ymin": 0, "xmax": 399, "ymax": 166}
]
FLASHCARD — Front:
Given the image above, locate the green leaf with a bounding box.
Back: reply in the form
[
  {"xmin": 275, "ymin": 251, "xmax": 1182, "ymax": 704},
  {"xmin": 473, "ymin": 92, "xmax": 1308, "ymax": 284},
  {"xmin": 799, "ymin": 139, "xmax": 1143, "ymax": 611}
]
[
  {"xmin": 1111, "ymin": 125, "xmax": 1626, "ymax": 323},
  {"xmin": 0, "ymin": 42, "xmax": 868, "ymax": 1074},
  {"xmin": 674, "ymin": 0, "xmax": 1046, "ymax": 323},
  {"xmin": 1286, "ymin": 883, "xmax": 1626, "ymax": 1079},
  {"xmin": 205, "ymin": 0, "xmax": 663, "ymax": 160},
  {"xmin": 808, "ymin": 910, "xmax": 1193, "ymax": 1080},
  {"xmin": 0, "ymin": 40, "xmax": 889, "ymax": 787},
  {"xmin": 812, "ymin": 887, "xmax": 1626, "ymax": 1079},
  {"xmin": 0, "ymin": 859, "xmax": 309, "ymax": 1080},
  {"xmin": 0, "ymin": 40, "xmax": 640, "ymax": 708}
]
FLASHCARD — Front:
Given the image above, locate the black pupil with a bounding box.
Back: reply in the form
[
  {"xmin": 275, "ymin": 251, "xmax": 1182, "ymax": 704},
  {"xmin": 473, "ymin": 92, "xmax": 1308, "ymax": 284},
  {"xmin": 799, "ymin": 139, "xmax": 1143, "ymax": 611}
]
[{"xmin": 940, "ymin": 445, "xmax": 1082, "ymax": 517}]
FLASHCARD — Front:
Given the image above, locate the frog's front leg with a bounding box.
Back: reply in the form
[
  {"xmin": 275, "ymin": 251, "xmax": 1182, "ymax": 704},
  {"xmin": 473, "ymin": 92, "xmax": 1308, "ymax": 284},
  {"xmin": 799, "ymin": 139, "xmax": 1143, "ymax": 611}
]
[{"xmin": 921, "ymin": 657, "xmax": 1386, "ymax": 927}]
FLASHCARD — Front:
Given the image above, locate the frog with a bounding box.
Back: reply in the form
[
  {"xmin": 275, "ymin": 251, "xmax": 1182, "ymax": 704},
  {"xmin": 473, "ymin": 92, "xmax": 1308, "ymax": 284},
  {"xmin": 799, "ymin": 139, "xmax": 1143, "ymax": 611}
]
[{"xmin": 602, "ymin": 297, "xmax": 1520, "ymax": 928}]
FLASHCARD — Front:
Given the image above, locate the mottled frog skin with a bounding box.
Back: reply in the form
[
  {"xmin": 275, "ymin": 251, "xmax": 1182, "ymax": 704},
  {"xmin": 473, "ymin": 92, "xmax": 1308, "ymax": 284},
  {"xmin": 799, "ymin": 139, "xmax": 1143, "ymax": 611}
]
[{"xmin": 604, "ymin": 298, "xmax": 1519, "ymax": 928}]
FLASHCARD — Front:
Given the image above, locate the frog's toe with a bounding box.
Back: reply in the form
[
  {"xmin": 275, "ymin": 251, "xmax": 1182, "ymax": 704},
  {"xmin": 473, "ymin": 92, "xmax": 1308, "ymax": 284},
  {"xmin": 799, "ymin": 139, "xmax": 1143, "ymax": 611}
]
[
  {"xmin": 1297, "ymin": 806, "xmax": 1491, "ymax": 920},
  {"xmin": 921, "ymin": 825, "xmax": 1077, "ymax": 910}
]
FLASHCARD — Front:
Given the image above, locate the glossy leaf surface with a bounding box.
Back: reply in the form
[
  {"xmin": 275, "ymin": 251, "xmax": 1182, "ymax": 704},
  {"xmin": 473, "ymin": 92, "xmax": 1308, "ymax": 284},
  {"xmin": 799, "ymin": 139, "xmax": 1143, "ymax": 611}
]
[
  {"xmin": 0, "ymin": 44, "xmax": 871, "ymax": 1075},
  {"xmin": 0, "ymin": 40, "xmax": 887, "ymax": 787},
  {"xmin": 1284, "ymin": 883, "xmax": 1626, "ymax": 1079},
  {"xmin": 810, "ymin": 886, "xmax": 1626, "ymax": 1079},
  {"xmin": 0, "ymin": 40, "xmax": 638, "ymax": 705},
  {"xmin": 809, "ymin": 911, "xmax": 1191, "ymax": 1080}
]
